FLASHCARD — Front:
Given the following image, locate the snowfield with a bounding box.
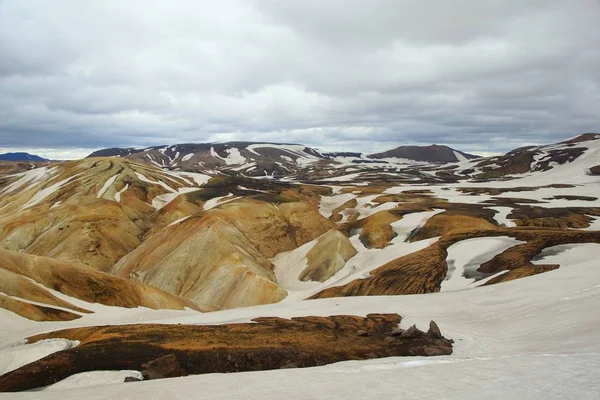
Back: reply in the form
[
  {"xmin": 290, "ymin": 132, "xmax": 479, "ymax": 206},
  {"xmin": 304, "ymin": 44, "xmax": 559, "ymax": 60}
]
[{"xmin": 1, "ymin": 252, "xmax": 599, "ymax": 398}]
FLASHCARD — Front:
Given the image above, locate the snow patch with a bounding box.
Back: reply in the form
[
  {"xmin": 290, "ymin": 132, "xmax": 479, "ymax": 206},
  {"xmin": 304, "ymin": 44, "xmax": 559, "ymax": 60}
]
[
  {"xmin": 97, "ymin": 174, "xmax": 118, "ymax": 198},
  {"xmin": 114, "ymin": 184, "xmax": 129, "ymax": 202},
  {"xmin": 442, "ymin": 237, "xmax": 526, "ymax": 292},
  {"xmin": 21, "ymin": 174, "xmax": 79, "ymax": 210},
  {"xmin": 453, "ymin": 151, "xmax": 469, "ymax": 162},
  {"xmin": 42, "ymin": 370, "xmax": 143, "ymax": 391}
]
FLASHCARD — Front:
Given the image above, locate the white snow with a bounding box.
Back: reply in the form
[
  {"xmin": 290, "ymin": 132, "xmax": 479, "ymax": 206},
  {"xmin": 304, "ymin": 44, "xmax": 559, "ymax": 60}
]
[
  {"xmin": 174, "ymin": 171, "xmax": 211, "ymax": 186},
  {"xmin": 441, "ymin": 237, "xmax": 526, "ymax": 292},
  {"xmin": 96, "ymin": 174, "xmax": 118, "ymax": 198},
  {"xmin": 135, "ymin": 172, "xmax": 176, "ymax": 194},
  {"xmin": 181, "ymin": 153, "xmax": 194, "ymax": 162},
  {"xmin": 41, "ymin": 370, "xmax": 143, "ymax": 391},
  {"xmin": 133, "ymin": 172, "xmax": 208, "ymax": 209},
  {"xmin": 318, "ymin": 193, "xmax": 356, "ymax": 218},
  {"xmin": 4, "ymin": 255, "xmax": 600, "ymax": 399},
  {"xmin": 532, "ymin": 243, "xmax": 600, "ymax": 266},
  {"xmin": 152, "ymin": 187, "xmax": 200, "ymax": 210},
  {"xmin": 0, "ymin": 339, "xmax": 80, "ymax": 375},
  {"xmin": 230, "ymin": 162, "xmax": 257, "ymax": 172},
  {"xmin": 21, "ymin": 174, "xmax": 79, "ymax": 210},
  {"xmin": 273, "ymin": 209, "xmax": 443, "ymax": 301},
  {"xmin": 321, "ymin": 172, "xmax": 364, "ymax": 182},
  {"xmin": 272, "ymin": 234, "xmax": 322, "ymax": 293},
  {"xmin": 453, "ymin": 150, "xmax": 469, "ymax": 162},
  {"xmin": 246, "ymin": 143, "xmax": 321, "ymax": 167},
  {"xmin": 211, "ymin": 147, "xmax": 246, "ymax": 165},
  {"xmin": 114, "ymin": 184, "xmax": 129, "ymax": 202},
  {"xmin": 489, "ymin": 206, "xmax": 516, "ymax": 227},
  {"xmin": 203, "ymin": 193, "xmax": 237, "ymax": 210},
  {"xmin": 0, "ymin": 167, "xmax": 57, "ymax": 195}
]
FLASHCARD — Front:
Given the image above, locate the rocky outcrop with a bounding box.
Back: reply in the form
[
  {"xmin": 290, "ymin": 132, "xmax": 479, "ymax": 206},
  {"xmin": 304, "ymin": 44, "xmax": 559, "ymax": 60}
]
[
  {"xmin": 508, "ymin": 206, "xmax": 600, "ymax": 229},
  {"xmin": 358, "ymin": 211, "xmax": 401, "ymax": 249},
  {"xmin": 408, "ymin": 206, "xmax": 498, "ymax": 242},
  {"xmin": 142, "ymin": 354, "xmax": 185, "ymax": 380},
  {"xmin": 0, "ymin": 314, "xmax": 453, "ymax": 392},
  {"xmin": 298, "ymin": 230, "xmax": 357, "ymax": 282}
]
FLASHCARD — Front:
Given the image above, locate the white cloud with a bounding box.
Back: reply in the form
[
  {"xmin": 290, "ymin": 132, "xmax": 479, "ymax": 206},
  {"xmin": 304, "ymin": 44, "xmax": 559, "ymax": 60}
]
[{"xmin": 0, "ymin": 0, "xmax": 598, "ymax": 154}]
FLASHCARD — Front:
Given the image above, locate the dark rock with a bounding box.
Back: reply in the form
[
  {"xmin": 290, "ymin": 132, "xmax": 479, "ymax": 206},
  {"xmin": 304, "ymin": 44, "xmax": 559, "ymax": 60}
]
[
  {"xmin": 141, "ymin": 354, "xmax": 183, "ymax": 380},
  {"xmin": 124, "ymin": 376, "xmax": 142, "ymax": 383},
  {"xmin": 423, "ymin": 346, "xmax": 448, "ymax": 356},
  {"xmin": 428, "ymin": 320, "xmax": 443, "ymax": 339},
  {"xmin": 401, "ymin": 325, "xmax": 425, "ymax": 339},
  {"xmin": 0, "ymin": 313, "xmax": 456, "ymax": 392}
]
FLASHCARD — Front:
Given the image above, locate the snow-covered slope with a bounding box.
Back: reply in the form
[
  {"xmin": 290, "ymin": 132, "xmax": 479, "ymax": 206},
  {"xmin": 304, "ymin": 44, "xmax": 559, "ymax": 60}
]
[
  {"xmin": 2, "ymin": 247, "xmax": 599, "ymax": 398},
  {"xmin": 87, "ymin": 141, "xmax": 483, "ymax": 181},
  {"xmin": 88, "ymin": 142, "xmax": 328, "ymax": 178},
  {"xmin": 443, "ymin": 132, "xmax": 600, "ymax": 181}
]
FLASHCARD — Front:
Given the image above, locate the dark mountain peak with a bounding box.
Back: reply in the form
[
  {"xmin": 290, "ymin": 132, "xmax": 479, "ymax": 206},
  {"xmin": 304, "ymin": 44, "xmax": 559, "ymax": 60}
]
[
  {"xmin": 0, "ymin": 152, "xmax": 49, "ymax": 162},
  {"xmin": 369, "ymin": 144, "xmax": 479, "ymax": 163}
]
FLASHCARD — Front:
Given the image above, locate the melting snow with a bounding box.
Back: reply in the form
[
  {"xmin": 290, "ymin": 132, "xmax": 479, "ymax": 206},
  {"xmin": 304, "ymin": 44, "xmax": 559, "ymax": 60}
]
[
  {"xmin": 21, "ymin": 175, "xmax": 79, "ymax": 210},
  {"xmin": 0, "ymin": 167, "xmax": 57, "ymax": 195},
  {"xmin": 114, "ymin": 184, "xmax": 129, "ymax": 202},
  {"xmin": 453, "ymin": 151, "xmax": 469, "ymax": 162},
  {"xmin": 41, "ymin": 370, "xmax": 143, "ymax": 391},
  {"xmin": 96, "ymin": 175, "xmax": 118, "ymax": 198},
  {"xmin": 210, "ymin": 147, "xmax": 246, "ymax": 165},
  {"xmin": 204, "ymin": 193, "xmax": 235, "ymax": 210},
  {"xmin": 488, "ymin": 206, "xmax": 516, "ymax": 227},
  {"xmin": 441, "ymin": 236, "xmax": 526, "ymax": 292}
]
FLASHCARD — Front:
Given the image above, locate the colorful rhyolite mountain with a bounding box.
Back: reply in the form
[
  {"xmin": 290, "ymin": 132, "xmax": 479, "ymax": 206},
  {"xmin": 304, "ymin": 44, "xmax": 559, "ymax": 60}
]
[{"xmin": 0, "ymin": 133, "xmax": 599, "ymax": 396}]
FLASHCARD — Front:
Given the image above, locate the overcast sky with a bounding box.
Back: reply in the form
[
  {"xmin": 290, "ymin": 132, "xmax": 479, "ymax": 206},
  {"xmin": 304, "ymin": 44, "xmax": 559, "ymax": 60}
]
[{"xmin": 1, "ymin": 0, "xmax": 599, "ymax": 159}]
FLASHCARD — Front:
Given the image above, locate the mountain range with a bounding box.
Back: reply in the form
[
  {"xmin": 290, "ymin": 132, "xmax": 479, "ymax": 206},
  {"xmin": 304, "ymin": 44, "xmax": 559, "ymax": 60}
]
[
  {"xmin": 0, "ymin": 133, "xmax": 599, "ymax": 393},
  {"xmin": 87, "ymin": 142, "xmax": 480, "ymax": 177}
]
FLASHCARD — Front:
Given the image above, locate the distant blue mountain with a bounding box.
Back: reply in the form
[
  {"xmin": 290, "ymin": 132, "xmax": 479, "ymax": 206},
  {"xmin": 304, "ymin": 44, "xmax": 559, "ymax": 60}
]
[{"xmin": 0, "ymin": 152, "xmax": 49, "ymax": 162}]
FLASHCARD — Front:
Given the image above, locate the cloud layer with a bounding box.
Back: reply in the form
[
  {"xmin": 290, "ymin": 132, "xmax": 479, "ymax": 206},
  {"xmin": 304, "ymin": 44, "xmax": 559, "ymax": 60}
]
[{"xmin": 1, "ymin": 0, "xmax": 599, "ymax": 158}]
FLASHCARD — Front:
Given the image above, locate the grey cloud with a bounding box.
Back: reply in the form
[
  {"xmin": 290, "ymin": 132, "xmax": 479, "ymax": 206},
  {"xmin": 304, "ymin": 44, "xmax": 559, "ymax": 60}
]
[{"xmin": 0, "ymin": 0, "xmax": 599, "ymax": 158}]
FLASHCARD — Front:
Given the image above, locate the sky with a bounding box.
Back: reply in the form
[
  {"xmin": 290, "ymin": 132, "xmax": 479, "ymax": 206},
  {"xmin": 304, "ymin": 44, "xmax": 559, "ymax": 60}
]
[{"xmin": 1, "ymin": 0, "xmax": 599, "ymax": 160}]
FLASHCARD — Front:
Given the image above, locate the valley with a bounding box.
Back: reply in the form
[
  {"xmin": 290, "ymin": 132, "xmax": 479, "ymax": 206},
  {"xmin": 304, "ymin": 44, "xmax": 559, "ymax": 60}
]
[{"xmin": 0, "ymin": 133, "xmax": 599, "ymax": 398}]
